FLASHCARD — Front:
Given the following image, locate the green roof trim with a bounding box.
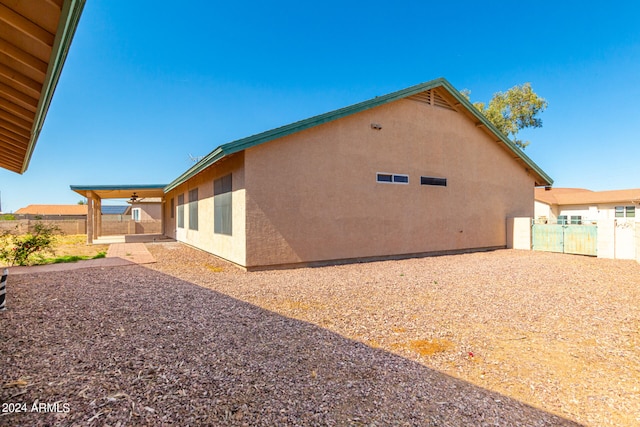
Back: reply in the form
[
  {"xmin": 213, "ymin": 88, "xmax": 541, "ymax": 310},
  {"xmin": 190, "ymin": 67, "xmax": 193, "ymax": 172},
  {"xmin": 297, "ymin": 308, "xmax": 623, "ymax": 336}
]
[
  {"xmin": 70, "ymin": 184, "xmax": 167, "ymax": 191},
  {"xmin": 165, "ymin": 77, "xmax": 552, "ymax": 192},
  {"xmin": 22, "ymin": 0, "xmax": 86, "ymax": 173}
]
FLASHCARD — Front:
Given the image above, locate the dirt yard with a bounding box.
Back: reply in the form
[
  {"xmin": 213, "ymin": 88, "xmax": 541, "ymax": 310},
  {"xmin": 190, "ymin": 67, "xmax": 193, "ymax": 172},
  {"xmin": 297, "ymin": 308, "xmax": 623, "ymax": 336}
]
[{"xmin": 1, "ymin": 244, "xmax": 638, "ymax": 426}]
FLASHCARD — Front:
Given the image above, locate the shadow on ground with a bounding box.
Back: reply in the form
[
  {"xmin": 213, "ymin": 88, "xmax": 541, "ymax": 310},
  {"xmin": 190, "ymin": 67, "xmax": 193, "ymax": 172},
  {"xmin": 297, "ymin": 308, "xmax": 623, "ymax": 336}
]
[{"xmin": 0, "ymin": 266, "xmax": 581, "ymax": 426}]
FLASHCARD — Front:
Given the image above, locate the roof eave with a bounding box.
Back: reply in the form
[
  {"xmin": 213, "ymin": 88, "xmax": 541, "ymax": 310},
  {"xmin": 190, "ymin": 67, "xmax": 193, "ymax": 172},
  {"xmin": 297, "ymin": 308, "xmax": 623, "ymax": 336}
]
[
  {"xmin": 436, "ymin": 80, "xmax": 553, "ymax": 187},
  {"xmin": 21, "ymin": 0, "xmax": 86, "ymax": 174}
]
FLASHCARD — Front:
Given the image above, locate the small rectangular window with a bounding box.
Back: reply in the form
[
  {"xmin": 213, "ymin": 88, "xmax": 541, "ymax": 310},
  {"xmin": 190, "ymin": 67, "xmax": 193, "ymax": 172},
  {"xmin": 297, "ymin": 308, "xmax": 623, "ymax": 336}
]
[
  {"xmin": 132, "ymin": 208, "xmax": 141, "ymax": 222},
  {"xmin": 377, "ymin": 173, "xmax": 408, "ymax": 184},
  {"xmin": 570, "ymin": 215, "xmax": 582, "ymax": 225},
  {"xmin": 626, "ymin": 206, "xmax": 635, "ymax": 218},
  {"xmin": 421, "ymin": 176, "xmax": 447, "ymax": 186},
  {"xmin": 177, "ymin": 194, "xmax": 184, "ymax": 228},
  {"xmin": 558, "ymin": 215, "xmax": 568, "ymax": 225},
  {"xmin": 615, "ymin": 206, "xmax": 624, "ymax": 217}
]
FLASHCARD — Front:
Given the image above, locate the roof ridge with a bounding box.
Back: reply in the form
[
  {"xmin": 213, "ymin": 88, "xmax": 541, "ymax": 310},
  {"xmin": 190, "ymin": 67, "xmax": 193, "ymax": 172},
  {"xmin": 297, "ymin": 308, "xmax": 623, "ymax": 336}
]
[{"xmin": 165, "ymin": 78, "xmax": 552, "ymax": 192}]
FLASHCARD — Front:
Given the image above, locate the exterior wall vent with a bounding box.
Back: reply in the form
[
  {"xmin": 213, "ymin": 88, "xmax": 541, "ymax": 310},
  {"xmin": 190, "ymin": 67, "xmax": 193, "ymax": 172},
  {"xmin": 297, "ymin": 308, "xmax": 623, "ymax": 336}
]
[{"xmin": 408, "ymin": 89, "xmax": 456, "ymax": 112}]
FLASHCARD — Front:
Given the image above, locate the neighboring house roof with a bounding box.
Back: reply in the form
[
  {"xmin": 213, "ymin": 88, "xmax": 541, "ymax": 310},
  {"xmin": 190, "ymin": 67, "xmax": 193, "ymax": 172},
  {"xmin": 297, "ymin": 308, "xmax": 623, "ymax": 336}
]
[
  {"xmin": 535, "ymin": 187, "xmax": 640, "ymax": 206},
  {"xmin": 15, "ymin": 204, "xmax": 87, "ymax": 215},
  {"xmin": 0, "ymin": 0, "xmax": 86, "ymax": 174},
  {"xmin": 165, "ymin": 77, "xmax": 553, "ymax": 192},
  {"xmin": 101, "ymin": 205, "xmax": 129, "ymax": 215}
]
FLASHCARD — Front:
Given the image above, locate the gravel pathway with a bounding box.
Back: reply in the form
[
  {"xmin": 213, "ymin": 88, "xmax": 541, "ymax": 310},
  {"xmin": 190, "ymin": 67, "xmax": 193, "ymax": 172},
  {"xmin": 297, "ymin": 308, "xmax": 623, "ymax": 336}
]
[{"xmin": 1, "ymin": 243, "xmax": 638, "ymax": 426}]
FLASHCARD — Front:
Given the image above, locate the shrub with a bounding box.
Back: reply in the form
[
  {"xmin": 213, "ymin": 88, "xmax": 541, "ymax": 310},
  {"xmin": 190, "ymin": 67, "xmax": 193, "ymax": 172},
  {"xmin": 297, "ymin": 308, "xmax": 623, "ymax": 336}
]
[{"xmin": 0, "ymin": 222, "xmax": 62, "ymax": 266}]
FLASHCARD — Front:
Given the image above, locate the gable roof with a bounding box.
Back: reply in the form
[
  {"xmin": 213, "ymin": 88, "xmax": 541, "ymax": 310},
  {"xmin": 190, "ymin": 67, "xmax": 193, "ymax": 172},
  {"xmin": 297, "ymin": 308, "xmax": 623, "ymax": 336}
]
[
  {"xmin": 0, "ymin": 0, "xmax": 86, "ymax": 174},
  {"xmin": 535, "ymin": 187, "xmax": 640, "ymax": 205},
  {"xmin": 165, "ymin": 78, "xmax": 553, "ymax": 192},
  {"xmin": 15, "ymin": 204, "xmax": 87, "ymax": 215}
]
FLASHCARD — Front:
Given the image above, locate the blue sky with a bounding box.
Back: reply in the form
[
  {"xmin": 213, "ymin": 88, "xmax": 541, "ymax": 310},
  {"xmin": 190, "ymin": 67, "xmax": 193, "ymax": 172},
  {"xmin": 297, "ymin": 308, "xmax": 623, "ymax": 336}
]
[{"xmin": 1, "ymin": 0, "xmax": 639, "ymax": 211}]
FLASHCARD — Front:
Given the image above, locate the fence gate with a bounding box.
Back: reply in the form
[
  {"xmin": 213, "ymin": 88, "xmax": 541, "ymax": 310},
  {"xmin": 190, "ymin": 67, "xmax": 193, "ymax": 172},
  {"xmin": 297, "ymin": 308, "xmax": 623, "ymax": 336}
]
[{"xmin": 532, "ymin": 224, "xmax": 597, "ymax": 256}]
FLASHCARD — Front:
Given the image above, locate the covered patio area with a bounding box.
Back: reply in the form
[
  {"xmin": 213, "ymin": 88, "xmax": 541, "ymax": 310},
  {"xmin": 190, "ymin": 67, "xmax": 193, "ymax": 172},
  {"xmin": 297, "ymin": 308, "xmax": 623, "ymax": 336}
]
[{"xmin": 70, "ymin": 184, "xmax": 167, "ymax": 244}]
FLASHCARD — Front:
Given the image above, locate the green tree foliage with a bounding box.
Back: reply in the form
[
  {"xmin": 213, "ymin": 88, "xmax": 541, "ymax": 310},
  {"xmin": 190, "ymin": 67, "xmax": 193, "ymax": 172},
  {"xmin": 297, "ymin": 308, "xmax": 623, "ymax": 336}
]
[
  {"xmin": 462, "ymin": 83, "xmax": 547, "ymax": 149},
  {"xmin": 0, "ymin": 222, "xmax": 61, "ymax": 266}
]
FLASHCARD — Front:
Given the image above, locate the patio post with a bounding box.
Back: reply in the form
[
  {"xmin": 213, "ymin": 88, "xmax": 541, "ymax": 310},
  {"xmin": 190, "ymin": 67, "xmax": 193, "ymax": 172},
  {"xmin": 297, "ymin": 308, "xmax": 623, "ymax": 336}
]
[{"xmin": 86, "ymin": 191, "xmax": 94, "ymax": 244}]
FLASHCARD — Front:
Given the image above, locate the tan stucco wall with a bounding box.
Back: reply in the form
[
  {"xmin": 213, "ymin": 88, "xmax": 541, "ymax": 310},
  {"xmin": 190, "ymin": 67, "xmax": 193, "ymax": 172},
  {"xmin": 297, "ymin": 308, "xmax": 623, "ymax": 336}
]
[
  {"xmin": 164, "ymin": 153, "xmax": 246, "ymax": 266},
  {"xmin": 243, "ymin": 98, "xmax": 536, "ymax": 268},
  {"xmin": 131, "ymin": 202, "xmax": 161, "ymax": 221}
]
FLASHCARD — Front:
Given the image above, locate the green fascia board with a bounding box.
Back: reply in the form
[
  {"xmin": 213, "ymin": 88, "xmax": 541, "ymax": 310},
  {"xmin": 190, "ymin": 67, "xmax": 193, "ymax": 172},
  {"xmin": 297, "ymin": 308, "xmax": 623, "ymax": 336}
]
[
  {"xmin": 437, "ymin": 79, "xmax": 553, "ymax": 186},
  {"xmin": 165, "ymin": 77, "xmax": 552, "ymax": 192},
  {"xmin": 22, "ymin": 0, "xmax": 86, "ymax": 174},
  {"xmin": 70, "ymin": 184, "xmax": 167, "ymax": 191}
]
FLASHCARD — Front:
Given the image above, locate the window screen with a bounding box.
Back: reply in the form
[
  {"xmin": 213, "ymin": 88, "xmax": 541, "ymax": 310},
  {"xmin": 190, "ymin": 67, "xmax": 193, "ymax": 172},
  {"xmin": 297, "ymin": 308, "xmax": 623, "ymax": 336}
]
[
  {"xmin": 177, "ymin": 194, "xmax": 184, "ymax": 228},
  {"xmin": 421, "ymin": 176, "xmax": 447, "ymax": 186},
  {"xmin": 189, "ymin": 188, "xmax": 198, "ymax": 230},
  {"xmin": 377, "ymin": 173, "xmax": 408, "ymax": 184},
  {"xmin": 214, "ymin": 174, "xmax": 232, "ymax": 235}
]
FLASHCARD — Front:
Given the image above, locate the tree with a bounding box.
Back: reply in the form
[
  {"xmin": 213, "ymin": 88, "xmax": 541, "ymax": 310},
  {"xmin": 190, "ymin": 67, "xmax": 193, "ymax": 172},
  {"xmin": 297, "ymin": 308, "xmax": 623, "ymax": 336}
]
[{"xmin": 462, "ymin": 83, "xmax": 547, "ymax": 150}]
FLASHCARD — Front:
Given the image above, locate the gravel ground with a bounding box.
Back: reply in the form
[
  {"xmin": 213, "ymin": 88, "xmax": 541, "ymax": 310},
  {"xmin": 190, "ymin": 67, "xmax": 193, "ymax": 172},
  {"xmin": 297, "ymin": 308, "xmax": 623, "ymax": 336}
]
[{"xmin": 1, "ymin": 243, "xmax": 638, "ymax": 426}]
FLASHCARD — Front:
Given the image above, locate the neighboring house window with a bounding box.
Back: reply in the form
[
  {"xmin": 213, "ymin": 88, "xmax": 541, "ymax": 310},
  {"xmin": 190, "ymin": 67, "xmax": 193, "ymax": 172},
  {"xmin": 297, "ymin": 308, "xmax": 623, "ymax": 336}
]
[
  {"xmin": 177, "ymin": 194, "xmax": 184, "ymax": 228},
  {"xmin": 615, "ymin": 206, "xmax": 624, "ymax": 218},
  {"xmin": 558, "ymin": 215, "xmax": 568, "ymax": 225},
  {"xmin": 132, "ymin": 208, "xmax": 141, "ymax": 222},
  {"xmin": 421, "ymin": 176, "xmax": 447, "ymax": 186},
  {"xmin": 570, "ymin": 215, "xmax": 582, "ymax": 225},
  {"xmin": 170, "ymin": 198, "xmax": 175, "ymax": 219},
  {"xmin": 214, "ymin": 174, "xmax": 232, "ymax": 235},
  {"xmin": 377, "ymin": 173, "xmax": 409, "ymax": 184},
  {"xmin": 615, "ymin": 206, "xmax": 636, "ymax": 218},
  {"xmin": 189, "ymin": 188, "xmax": 198, "ymax": 231}
]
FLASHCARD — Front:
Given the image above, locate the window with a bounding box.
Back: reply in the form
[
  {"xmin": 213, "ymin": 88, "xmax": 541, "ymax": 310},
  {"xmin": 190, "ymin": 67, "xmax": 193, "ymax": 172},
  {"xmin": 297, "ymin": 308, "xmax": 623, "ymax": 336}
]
[
  {"xmin": 132, "ymin": 208, "xmax": 141, "ymax": 222},
  {"xmin": 570, "ymin": 215, "xmax": 582, "ymax": 225},
  {"xmin": 170, "ymin": 198, "xmax": 174, "ymax": 219},
  {"xmin": 627, "ymin": 206, "xmax": 636, "ymax": 218},
  {"xmin": 615, "ymin": 206, "xmax": 636, "ymax": 218},
  {"xmin": 558, "ymin": 215, "xmax": 568, "ymax": 225},
  {"xmin": 189, "ymin": 188, "xmax": 198, "ymax": 230},
  {"xmin": 421, "ymin": 176, "xmax": 447, "ymax": 186},
  {"xmin": 214, "ymin": 174, "xmax": 232, "ymax": 235},
  {"xmin": 177, "ymin": 194, "xmax": 184, "ymax": 228},
  {"xmin": 377, "ymin": 173, "xmax": 409, "ymax": 184}
]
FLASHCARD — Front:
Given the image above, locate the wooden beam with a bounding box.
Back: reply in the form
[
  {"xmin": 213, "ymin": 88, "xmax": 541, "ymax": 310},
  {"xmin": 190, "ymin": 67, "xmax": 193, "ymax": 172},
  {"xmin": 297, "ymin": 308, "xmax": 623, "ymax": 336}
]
[
  {"xmin": 0, "ymin": 138, "xmax": 27, "ymax": 156},
  {"xmin": 0, "ymin": 80, "xmax": 38, "ymax": 111},
  {"xmin": 0, "ymin": 126, "xmax": 29, "ymax": 145},
  {"xmin": 0, "ymin": 96, "xmax": 36, "ymax": 121},
  {"xmin": 0, "ymin": 38, "xmax": 48, "ymax": 78},
  {"xmin": 0, "ymin": 62, "xmax": 42, "ymax": 98},
  {"xmin": 0, "ymin": 154, "xmax": 24, "ymax": 170},
  {"xmin": 0, "ymin": 107, "xmax": 31, "ymax": 131},
  {"xmin": 0, "ymin": 4, "xmax": 55, "ymax": 49},
  {"xmin": 0, "ymin": 117, "xmax": 29, "ymax": 139}
]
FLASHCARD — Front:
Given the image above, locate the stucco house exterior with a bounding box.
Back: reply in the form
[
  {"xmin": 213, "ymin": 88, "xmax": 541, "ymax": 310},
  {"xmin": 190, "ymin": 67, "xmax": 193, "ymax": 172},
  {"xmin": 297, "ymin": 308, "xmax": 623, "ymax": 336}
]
[
  {"xmin": 160, "ymin": 78, "xmax": 552, "ymax": 269},
  {"xmin": 535, "ymin": 187, "xmax": 640, "ymax": 225}
]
